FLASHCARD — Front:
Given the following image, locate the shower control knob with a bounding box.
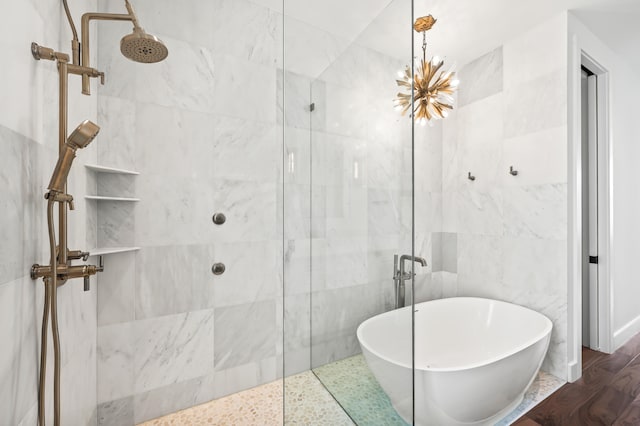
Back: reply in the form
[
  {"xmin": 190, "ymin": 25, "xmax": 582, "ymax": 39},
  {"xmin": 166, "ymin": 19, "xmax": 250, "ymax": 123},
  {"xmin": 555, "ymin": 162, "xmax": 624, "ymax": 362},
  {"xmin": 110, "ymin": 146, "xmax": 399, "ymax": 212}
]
[
  {"xmin": 212, "ymin": 212, "xmax": 226, "ymax": 225},
  {"xmin": 212, "ymin": 263, "xmax": 226, "ymax": 275}
]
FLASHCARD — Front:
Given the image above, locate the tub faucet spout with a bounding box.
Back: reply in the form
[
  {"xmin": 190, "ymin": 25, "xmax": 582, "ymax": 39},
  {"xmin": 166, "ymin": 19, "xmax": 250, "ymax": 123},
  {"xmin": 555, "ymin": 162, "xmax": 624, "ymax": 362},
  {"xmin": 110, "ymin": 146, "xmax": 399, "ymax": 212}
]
[{"xmin": 394, "ymin": 254, "xmax": 428, "ymax": 309}]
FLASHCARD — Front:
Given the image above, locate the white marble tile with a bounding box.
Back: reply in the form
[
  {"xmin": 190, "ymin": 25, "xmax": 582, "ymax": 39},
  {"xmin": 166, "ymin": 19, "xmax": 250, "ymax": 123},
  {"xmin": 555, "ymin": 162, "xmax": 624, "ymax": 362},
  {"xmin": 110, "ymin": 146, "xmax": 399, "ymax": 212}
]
[
  {"xmin": 214, "ymin": 300, "xmax": 277, "ymax": 371},
  {"xmin": 96, "ymin": 173, "xmax": 137, "ymax": 199},
  {"xmin": 55, "ymin": 276, "xmax": 98, "ymax": 368},
  {"xmin": 284, "ymin": 239, "xmax": 312, "ymax": 296},
  {"xmin": 278, "ymin": 70, "xmax": 312, "ymax": 129},
  {"xmin": 209, "ymin": 179, "xmax": 278, "ymax": 243},
  {"xmin": 134, "ymin": 103, "xmax": 215, "ymax": 181},
  {"xmin": 310, "ymin": 282, "xmax": 387, "ymax": 366},
  {"xmin": 283, "ymin": 16, "xmax": 350, "ymax": 78},
  {"xmin": 313, "ymin": 237, "xmax": 368, "ymax": 290},
  {"xmin": 213, "ymin": 356, "xmax": 279, "ymax": 400},
  {"xmin": 0, "ymin": 278, "xmax": 38, "ymax": 425},
  {"xmin": 97, "ymin": 201, "xmax": 135, "ymax": 248},
  {"xmin": 134, "ymin": 309, "xmax": 215, "ymax": 394},
  {"xmin": 444, "ymin": 93, "xmax": 504, "ymax": 192},
  {"xmin": 97, "ymin": 96, "xmax": 137, "ymax": 172},
  {"xmin": 322, "ymin": 83, "xmax": 370, "ymax": 140},
  {"xmin": 316, "ymin": 42, "xmax": 371, "ymax": 91},
  {"xmin": 324, "ymin": 186, "xmax": 368, "ymax": 239},
  {"xmin": 133, "ymin": 37, "xmax": 215, "ymax": 112},
  {"xmin": 133, "ymin": 374, "xmax": 217, "ymax": 424},
  {"xmin": 503, "ymin": 183, "xmax": 567, "ymax": 240},
  {"xmin": 313, "ymin": 132, "xmax": 368, "ymax": 189},
  {"xmin": 135, "ymin": 245, "xmax": 214, "ymax": 319},
  {"xmin": 441, "ymin": 191, "xmax": 457, "ymax": 233},
  {"xmin": 130, "ymin": 0, "xmax": 216, "ymax": 48},
  {"xmin": 280, "ymin": 183, "xmax": 311, "ymax": 240},
  {"xmin": 441, "ymin": 271, "xmax": 459, "ymax": 298},
  {"xmin": 213, "ymin": 117, "xmax": 280, "ymax": 183},
  {"xmin": 133, "ymin": 176, "xmax": 216, "ymax": 247},
  {"xmin": 17, "ymin": 403, "xmax": 38, "ymax": 426},
  {"xmin": 94, "ymin": 256, "xmax": 133, "ymax": 331},
  {"xmin": 455, "ymin": 188, "xmax": 504, "ymax": 236},
  {"xmin": 367, "ymin": 188, "xmax": 409, "ymax": 238},
  {"xmin": 414, "ymin": 191, "xmax": 438, "ymax": 235},
  {"xmin": 458, "ymin": 47, "xmax": 503, "ymax": 107},
  {"xmin": 414, "ymin": 122, "xmax": 444, "ymax": 193},
  {"xmin": 456, "ymin": 234, "xmax": 503, "ymax": 297},
  {"xmin": 502, "ymin": 126, "xmax": 568, "ymax": 187},
  {"xmin": 212, "ymin": 240, "xmax": 280, "ymax": 308},
  {"xmin": 502, "ymin": 237, "xmax": 567, "ymax": 294},
  {"xmin": 504, "ymin": 70, "xmax": 567, "ymax": 139},
  {"xmin": 0, "ymin": 0, "xmax": 45, "ymax": 142},
  {"xmin": 503, "ymin": 14, "xmax": 568, "ymax": 88},
  {"xmin": 97, "ymin": 396, "xmax": 134, "ymax": 426},
  {"xmin": 60, "ymin": 335, "xmax": 98, "ymax": 426},
  {"xmin": 208, "ymin": 0, "xmax": 280, "ymax": 67},
  {"xmin": 0, "ymin": 128, "xmax": 31, "ymax": 284},
  {"xmin": 283, "ymin": 293, "xmax": 311, "ymax": 354},
  {"xmin": 98, "ymin": 322, "xmax": 135, "ymax": 403}
]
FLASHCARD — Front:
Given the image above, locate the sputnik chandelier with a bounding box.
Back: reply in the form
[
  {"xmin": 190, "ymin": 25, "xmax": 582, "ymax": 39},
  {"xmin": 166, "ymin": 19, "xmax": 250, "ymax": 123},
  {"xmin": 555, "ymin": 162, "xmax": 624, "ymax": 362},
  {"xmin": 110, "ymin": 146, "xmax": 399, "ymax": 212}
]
[{"xmin": 394, "ymin": 15, "xmax": 459, "ymax": 125}]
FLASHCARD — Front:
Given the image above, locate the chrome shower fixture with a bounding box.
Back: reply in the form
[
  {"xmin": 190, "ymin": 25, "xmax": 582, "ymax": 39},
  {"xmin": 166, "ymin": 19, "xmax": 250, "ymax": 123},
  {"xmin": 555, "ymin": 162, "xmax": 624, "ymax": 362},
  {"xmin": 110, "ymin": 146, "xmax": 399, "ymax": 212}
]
[{"xmin": 48, "ymin": 120, "xmax": 100, "ymax": 193}]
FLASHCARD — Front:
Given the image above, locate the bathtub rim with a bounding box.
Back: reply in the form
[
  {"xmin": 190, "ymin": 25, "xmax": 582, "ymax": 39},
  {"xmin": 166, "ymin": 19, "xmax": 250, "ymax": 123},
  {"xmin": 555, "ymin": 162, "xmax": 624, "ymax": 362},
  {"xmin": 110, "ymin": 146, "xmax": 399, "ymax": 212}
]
[{"xmin": 356, "ymin": 297, "xmax": 553, "ymax": 373}]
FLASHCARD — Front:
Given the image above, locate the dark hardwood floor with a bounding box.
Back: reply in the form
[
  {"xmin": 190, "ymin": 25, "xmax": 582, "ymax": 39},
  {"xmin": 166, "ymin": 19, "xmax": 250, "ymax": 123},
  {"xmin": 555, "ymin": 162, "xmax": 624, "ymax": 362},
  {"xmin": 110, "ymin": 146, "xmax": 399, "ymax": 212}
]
[{"xmin": 515, "ymin": 333, "xmax": 640, "ymax": 425}]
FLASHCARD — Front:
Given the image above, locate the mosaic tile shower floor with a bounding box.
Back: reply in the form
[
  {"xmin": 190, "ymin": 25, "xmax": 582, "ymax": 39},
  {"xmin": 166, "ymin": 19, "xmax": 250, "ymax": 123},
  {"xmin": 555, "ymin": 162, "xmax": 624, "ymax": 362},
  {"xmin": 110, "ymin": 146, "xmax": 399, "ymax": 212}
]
[{"xmin": 139, "ymin": 355, "xmax": 564, "ymax": 425}]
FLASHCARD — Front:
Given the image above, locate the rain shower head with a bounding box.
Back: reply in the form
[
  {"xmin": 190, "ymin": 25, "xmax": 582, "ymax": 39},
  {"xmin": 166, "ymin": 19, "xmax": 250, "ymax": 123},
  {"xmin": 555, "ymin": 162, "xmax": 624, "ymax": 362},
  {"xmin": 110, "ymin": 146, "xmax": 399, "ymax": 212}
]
[
  {"xmin": 48, "ymin": 120, "xmax": 100, "ymax": 193},
  {"xmin": 120, "ymin": 28, "xmax": 168, "ymax": 63},
  {"xmin": 78, "ymin": 0, "xmax": 169, "ymax": 94},
  {"xmin": 120, "ymin": 0, "xmax": 168, "ymax": 63}
]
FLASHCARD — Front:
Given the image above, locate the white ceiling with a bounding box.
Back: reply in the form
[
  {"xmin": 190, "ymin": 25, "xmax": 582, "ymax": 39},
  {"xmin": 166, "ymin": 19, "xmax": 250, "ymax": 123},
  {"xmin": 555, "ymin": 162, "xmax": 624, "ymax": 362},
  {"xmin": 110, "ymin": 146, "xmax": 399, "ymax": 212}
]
[{"xmin": 251, "ymin": 0, "xmax": 640, "ymax": 74}]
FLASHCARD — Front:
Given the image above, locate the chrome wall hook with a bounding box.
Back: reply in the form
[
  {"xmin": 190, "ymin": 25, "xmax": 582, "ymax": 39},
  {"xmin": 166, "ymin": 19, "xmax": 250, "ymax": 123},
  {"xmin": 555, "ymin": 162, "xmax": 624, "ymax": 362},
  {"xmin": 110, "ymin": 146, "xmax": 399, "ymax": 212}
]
[
  {"xmin": 468, "ymin": 172, "xmax": 476, "ymax": 181},
  {"xmin": 509, "ymin": 166, "xmax": 518, "ymax": 176}
]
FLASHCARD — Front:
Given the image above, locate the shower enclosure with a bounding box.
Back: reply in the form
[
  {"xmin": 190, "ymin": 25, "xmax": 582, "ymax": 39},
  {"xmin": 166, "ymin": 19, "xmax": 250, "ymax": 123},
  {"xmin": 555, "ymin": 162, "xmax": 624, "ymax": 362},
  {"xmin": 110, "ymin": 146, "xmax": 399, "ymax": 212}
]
[{"xmin": 92, "ymin": 0, "xmax": 434, "ymax": 423}]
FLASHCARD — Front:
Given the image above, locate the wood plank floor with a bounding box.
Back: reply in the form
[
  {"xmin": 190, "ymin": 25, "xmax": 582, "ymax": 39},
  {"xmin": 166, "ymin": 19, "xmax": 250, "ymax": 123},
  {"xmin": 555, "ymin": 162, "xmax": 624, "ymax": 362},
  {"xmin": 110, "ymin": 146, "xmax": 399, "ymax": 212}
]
[{"xmin": 515, "ymin": 333, "xmax": 640, "ymax": 425}]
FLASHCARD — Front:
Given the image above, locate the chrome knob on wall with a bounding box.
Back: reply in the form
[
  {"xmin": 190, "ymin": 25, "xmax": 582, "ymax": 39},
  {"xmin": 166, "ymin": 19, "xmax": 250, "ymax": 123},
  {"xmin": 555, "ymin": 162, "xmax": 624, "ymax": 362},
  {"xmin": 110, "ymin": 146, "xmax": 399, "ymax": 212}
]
[
  {"xmin": 212, "ymin": 263, "xmax": 226, "ymax": 275},
  {"xmin": 212, "ymin": 212, "xmax": 226, "ymax": 225}
]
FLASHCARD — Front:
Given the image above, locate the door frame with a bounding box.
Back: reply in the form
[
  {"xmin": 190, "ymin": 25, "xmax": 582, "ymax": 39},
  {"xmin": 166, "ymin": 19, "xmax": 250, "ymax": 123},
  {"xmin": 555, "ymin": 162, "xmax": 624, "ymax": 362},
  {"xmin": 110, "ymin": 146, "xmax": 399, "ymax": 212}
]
[{"xmin": 568, "ymin": 32, "xmax": 613, "ymax": 382}]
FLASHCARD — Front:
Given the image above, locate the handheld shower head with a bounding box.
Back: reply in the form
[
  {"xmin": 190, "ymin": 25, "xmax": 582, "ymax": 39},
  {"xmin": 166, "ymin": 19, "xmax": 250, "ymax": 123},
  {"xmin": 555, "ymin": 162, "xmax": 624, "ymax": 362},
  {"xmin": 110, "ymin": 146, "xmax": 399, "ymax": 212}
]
[
  {"xmin": 48, "ymin": 120, "xmax": 100, "ymax": 193},
  {"xmin": 119, "ymin": 0, "xmax": 168, "ymax": 63},
  {"xmin": 67, "ymin": 120, "xmax": 100, "ymax": 149}
]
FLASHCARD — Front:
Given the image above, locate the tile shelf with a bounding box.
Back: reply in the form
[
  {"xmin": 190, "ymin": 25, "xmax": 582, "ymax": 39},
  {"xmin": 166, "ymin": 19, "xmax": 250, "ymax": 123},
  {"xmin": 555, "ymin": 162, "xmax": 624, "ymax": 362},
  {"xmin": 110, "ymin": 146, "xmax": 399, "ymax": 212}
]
[
  {"xmin": 89, "ymin": 247, "xmax": 140, "ymax": 256},
  {"xmin": 85, "ymin": 164, "xmax": 140, "ymax": 175},
  {"xmin": 85, "ymin": 195, "xmax": 140, "ymax": 202},
  {"xmin": 86, "ymin": 163, "xmax": 139, "ymax": 256}
]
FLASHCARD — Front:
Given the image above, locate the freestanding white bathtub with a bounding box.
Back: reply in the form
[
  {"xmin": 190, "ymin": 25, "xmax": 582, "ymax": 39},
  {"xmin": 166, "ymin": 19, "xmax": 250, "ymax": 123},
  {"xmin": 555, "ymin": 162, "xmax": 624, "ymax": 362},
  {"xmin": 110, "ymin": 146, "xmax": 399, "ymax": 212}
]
[{"xmin": 357, "ymin": 297, "xmax": 552, "ymax": 426}]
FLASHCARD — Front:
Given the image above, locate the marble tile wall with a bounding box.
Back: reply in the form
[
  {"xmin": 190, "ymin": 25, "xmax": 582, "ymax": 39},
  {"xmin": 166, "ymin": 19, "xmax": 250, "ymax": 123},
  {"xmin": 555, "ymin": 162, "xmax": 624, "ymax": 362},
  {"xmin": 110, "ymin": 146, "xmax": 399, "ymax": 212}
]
[
  {"xmin": 0, "ymin": 0, "xmax": 100, "ymax": 424},
  {"xmin": 439, "ymin": 14, "xmax": 569, "ymax": 380},
  {"xmin": 94, "ymin": 0, "xmax": 357, "ymax": 423}
]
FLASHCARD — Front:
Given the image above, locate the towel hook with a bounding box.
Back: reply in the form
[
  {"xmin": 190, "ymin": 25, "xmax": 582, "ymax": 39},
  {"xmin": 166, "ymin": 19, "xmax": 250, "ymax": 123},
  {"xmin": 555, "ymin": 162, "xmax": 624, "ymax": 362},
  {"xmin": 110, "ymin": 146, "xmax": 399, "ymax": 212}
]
[
  {"xmin": 509, "ymin": 166, "xmax": 518, "ymax": 176},
  {"xmin": 468, "ymin": 172, "xmax": 476, "ymax": 181}
]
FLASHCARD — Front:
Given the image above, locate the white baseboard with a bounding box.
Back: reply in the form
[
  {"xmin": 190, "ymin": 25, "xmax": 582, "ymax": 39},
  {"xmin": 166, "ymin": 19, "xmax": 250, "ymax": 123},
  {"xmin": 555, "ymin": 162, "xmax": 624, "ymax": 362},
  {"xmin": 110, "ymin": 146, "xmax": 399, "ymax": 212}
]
[
  {"xmin": 567, "ymin": 360, "xmax": 580, "ymax": 383},
  {"xmin": 613, "ymin": 314, "xmax": 640, "ymax": 350}
]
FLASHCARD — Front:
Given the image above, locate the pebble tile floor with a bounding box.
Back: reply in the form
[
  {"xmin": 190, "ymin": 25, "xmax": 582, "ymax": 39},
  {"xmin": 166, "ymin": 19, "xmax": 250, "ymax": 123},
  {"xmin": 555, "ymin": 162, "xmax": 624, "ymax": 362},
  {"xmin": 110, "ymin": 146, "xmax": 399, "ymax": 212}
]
[{"xmin": 139, "ymin": 355, "xmax": 564, "ymax": 425}]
